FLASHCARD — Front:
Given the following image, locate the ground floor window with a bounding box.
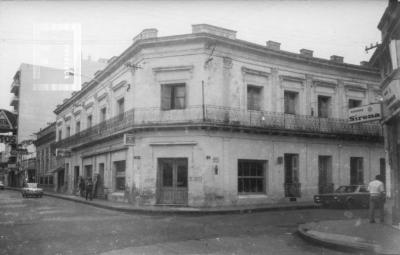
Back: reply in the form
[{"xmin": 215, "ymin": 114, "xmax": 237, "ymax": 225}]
[
  {"xmin": 238, "ymin": 159, "xmax": 266, "ymax": 194},
  {"xmin": 114, "ymin": 160, "xmax": 126, "ymax": 191}
]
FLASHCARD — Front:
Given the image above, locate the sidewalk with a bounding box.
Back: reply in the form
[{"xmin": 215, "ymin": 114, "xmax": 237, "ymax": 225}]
[
  {"xmin": 6, "ymin": 187, "xmax": 319, "ymax": 215},
  {"xmin": 298, "ymin": 219, "xmax": 400, "ymax": 255}
]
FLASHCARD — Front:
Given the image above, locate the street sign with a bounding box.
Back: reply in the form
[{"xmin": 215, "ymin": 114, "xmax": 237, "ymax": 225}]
[
  {"xmin": 348, "ymin": 103, "xmax": 382, "ymax": 124},
  {"xmin": 124, "ymin": 133, "xmax": 135, "ymax": 146}
]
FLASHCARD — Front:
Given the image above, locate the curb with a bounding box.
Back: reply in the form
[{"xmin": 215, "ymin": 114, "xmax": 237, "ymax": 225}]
[
  {"xmin": 5, "ymin": 187, "xmax": 320, "ymax": 215},
  {"xmin": 297, "ymin": 223, "xmax": 399, "ymax": 255}
]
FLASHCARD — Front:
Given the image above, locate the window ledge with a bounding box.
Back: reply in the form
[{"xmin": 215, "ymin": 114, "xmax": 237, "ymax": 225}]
[{"xmin": 238, "ymin": 194, "xmax": 268, "ymax": 199}]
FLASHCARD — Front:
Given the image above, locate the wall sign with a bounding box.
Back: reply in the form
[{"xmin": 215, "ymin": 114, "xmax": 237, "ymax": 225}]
[
  {"xmin": 124, "ymin": 133, "xmax": 135, "ymax": 146},
  {"xmin": 348, "ymin": 103, "xmax": 382, "ymax": 124}
]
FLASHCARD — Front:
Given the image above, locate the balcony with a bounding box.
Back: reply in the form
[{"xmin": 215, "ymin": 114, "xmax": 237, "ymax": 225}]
[
  {"xmin": 55, "ymin": 105, "xmax": 383, "ymax": 149},
  {"xmin": 10, "ymin": 81, "xmax": 20, "ymax": 94},
  {"xmin": 10, "ymin": 95, "xmax": 19, "ymax": 107}
]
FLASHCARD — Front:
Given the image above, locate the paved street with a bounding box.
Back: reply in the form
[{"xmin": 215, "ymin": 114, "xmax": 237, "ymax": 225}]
[{"xmin": 0, "ymin": 190, "xmax": 369, "ymax": 255}]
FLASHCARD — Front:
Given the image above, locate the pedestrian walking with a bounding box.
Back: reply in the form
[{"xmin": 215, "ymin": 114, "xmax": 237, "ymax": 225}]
[
  {"xmin": 85, "ymin": 177, "xmax": 94, "ymax": 201},
  {"xmin": 367, "ymin": 174, "xmax": 385, "ymax": 223},
  {"xmin": 78, "ymin": 177, "xmax": 85, "ymax": 197}
]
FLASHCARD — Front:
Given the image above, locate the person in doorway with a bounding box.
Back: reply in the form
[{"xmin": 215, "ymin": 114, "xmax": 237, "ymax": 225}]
[
  {"xmin": 367, "ymin": 174, "xmax": 385, "ymax": 223},
  {"xmin": 78, "ymin": 177, "xmax": 85, "ymax": 197},
  {"xmin": 85, "ymin": 177, "xmax": 93, "ymax": 201}
]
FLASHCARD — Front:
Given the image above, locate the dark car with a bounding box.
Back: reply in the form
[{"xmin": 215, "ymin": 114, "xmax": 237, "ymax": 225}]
[
  {"xmin": 314, "ymin": 185, "xmax": 370, "ymax": 209},
  {"xmin": 0, "ymin": 181, "xmax": 4, "ymax": 190}
]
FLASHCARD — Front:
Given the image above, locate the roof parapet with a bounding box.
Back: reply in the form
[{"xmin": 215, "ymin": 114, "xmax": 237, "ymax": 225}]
[
  {"xmin": 266, "ymin": 40, "xmax": 281, "ymax": 50},
  {"xmin": 330, "ymin": 55, "xmax": 344, "ymax": 63},
  {"xmin": 132, "ymin": 28, "xmax": 158, "ymax": 43},
  {"xmin": 192, "ymin": 24, "xmax": 236, "ymax": 40},
  {"xmin": 300, "ymin": 48, "xmax": 313, "ymax": 57}
]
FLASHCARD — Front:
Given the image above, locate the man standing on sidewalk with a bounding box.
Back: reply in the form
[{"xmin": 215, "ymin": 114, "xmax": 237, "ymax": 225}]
[
  {"xmin": 85, "ymin": 177, "xmax": 93, "ymax": 201},
  {"xmin": 368, "ymin": 174, "xmax": 385, "ymax": 223}
]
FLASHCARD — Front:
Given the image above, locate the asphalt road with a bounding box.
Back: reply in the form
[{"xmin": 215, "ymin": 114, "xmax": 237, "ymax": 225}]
[{"xmin": 0, "ymin": 190, "xmax": 369, "ymax": 255}]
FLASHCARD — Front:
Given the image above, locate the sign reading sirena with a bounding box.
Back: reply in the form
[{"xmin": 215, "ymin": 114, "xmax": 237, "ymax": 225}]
[{"xmin": 348, "ymin": 103, "xmax": 382, "ymax": 124}]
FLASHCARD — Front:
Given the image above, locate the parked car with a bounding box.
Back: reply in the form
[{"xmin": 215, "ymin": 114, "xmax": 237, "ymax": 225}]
[
  {"xmin": 0, "ymin": 181, "xmax": 4, "ymax": 190},
  {"xmin": 21, "ymin": 183, "xmax": 43, "ymax": 198},
  {"xmin": 314, "ymin": 185, "xmax": 370, "ymax": 209}
]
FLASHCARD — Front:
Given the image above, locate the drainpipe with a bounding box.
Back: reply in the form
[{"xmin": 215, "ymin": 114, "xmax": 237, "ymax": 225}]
[{"xmin": 202, "ymin": 80, "xmax": 205, "ymax": 122}]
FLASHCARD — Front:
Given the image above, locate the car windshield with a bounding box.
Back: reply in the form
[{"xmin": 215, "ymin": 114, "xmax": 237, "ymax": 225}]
[
  {"xmin": 27, "ymin": 183, "xmax": 38, "ymax": 188},
  {"xmin": 335, "ymin": 186, "xmax": 357, "ymax": 193}
]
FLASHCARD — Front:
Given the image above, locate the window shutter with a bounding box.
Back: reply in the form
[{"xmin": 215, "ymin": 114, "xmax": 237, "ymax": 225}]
[
  {"xmin": 161, "ymin": 86, "xmax": 172, "ymax": 110},
  {"xmin": 174, "ymin": 86, "xmax": 185, "ymax": 109}
]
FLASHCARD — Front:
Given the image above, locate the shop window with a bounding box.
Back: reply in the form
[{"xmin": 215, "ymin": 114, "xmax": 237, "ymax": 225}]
[
  {"xmin": 247, "ymin": 85, "xmax": 262, "ymax": 111},
  {"xmin": 284, "ymin": 91, "xmax": 299, "ymax": 114},
  {"xmin": 161, "ymin": 84, "xmax": 186, "ymax": 110},
  {"xmin": 114, "ymin": 160, "xmax": 126, "ymax": 191},
  {"xmin": 49, "ymin": 176, "xmax": 53, "ymax": 185},
  {"xmin": 238, "ymin": 160, "xmax": 266, "ymax": 194}
]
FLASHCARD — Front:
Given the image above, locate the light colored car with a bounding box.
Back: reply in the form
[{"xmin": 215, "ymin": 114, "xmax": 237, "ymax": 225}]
[
  {"xmin": 0, "ymin": 181, "xmax": 4, "ymax": 190},
  {"xmin": 314, "ymin": 185, "xmax": 370, "ymax": 209},
  {"xmin": 21, "ymin": 183, "xmax": 43, "ymax": 198}
]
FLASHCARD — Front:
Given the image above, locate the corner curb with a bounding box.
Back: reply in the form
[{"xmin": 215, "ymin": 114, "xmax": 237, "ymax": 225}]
[
  {"xmin": 297, "ymin": 223, "xmax": 399, "ymax": 255},
  {"xmin": 5, "ymin": 187, "xmax": 320, "ymax": 215}
]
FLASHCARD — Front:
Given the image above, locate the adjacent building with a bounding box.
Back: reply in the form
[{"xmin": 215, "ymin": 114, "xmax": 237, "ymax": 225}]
[
  {"xmin": 370, "ymin": 0, "xmax": 400, "ymax": 225},
  {"xmin": 9, "ymin": 58, "xmax": 107, "ymax": 187},
  {"xmin": 0, "ymin": 109, "xmax": 17, "ymax": 186},
  {"xmin": 54, "ymin": 24, "xmax": 384, "ymax": 207}
]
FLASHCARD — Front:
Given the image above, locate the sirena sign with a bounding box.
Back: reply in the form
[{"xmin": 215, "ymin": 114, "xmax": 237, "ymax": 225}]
[{"xmin": 348, "ymin": 103, "xmax": 382, "ymax": 124}]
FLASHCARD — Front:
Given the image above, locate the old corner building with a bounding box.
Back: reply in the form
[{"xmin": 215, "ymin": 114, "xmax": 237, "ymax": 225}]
[{"xmin": 54, "ymin": 24, "xmax": 385, "ymax": 207}]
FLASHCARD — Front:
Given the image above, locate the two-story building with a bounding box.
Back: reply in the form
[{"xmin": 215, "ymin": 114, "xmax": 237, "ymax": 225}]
[{"xmin": 54, "ymin": 24, "xmax": 384, "ymax": 207}]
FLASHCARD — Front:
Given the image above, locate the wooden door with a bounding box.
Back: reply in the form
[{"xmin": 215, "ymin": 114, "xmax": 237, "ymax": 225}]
[{"xmin": 157, "ymin": 158, "xmax": 188, "ymax": 205}]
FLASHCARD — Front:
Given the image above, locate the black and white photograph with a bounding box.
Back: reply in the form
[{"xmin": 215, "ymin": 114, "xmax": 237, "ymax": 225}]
[{"xmin": 0, "ymin": 0, "xmax": 399, "ymax": 254}]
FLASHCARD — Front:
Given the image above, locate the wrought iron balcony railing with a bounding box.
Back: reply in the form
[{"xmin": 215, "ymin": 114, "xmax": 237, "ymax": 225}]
[{"xmin": 55, "ymin": 105, "xmax": 383, "ymax": 149}]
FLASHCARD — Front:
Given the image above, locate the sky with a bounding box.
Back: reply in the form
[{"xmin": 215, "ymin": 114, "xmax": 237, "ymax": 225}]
[{"xmin": 0, "ymin": 0, "xmax": 387, "ymax": 111}]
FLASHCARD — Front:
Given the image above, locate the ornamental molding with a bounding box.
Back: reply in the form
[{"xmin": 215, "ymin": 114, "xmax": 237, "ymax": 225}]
[
  {"xmin": 152, "ymin": 65, "xmax": 194, "ymax": 74},
  {"xmin": 241, "ymin": 67, "xmax": 270, "ymax": 77}
]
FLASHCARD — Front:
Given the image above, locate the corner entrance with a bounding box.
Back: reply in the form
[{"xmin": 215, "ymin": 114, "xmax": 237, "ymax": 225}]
[{"xmin": 157, "ymin": 158, "xmax": 188, "ymax": 205}]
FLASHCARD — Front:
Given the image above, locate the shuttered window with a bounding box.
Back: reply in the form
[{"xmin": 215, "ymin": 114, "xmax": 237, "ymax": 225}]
[
  {"xmin": 284, "ymin": 91, "xmax": 298, "ymax": 114},
  {"xmin": 247, "ymin": 85, "xmax": 262, "ymax": 111},
  {"xmin": 161, "ymin": 84, "xmax": 186, "ymax": 110}
]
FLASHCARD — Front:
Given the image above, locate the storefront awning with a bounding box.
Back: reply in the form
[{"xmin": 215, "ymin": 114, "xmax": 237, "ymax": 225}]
[{"xmin": 51, "ymin": 166, "xmax": 64, "ymax": 173}]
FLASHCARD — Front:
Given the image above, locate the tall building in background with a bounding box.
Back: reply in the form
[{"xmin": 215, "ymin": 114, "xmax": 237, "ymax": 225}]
[
  {"xmin": 8, "ymin": 57, "xmax": 107, "ymax": 186},
  {"xmin": 369, "ymin": 0, "xmax": 400, "ymax": 225}
]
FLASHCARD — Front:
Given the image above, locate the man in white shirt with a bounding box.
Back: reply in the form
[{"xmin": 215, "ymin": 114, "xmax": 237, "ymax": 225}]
[{"xmin": 367, "ymin": 174, "xmax": 385, "ymax": 223}]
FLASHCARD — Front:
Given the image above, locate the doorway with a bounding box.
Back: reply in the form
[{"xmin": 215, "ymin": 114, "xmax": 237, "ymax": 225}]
[
  {"xmin": 84, "ymin": 165, "xmax": 93, "ymax": 179},
  {"xmin": 157, "ymin": 158, "xmax": 188, "ymax": 205},
  {"xmin": 318, "ymin": 156, "xmax": 333, "ymax": 194},
  {"xmin": 350, "ymin": 157, "xmax": 363, "ymax": 185},
  {"xmin": 284, "ymin": 153, "xmax": 300, "ymax": 198}
]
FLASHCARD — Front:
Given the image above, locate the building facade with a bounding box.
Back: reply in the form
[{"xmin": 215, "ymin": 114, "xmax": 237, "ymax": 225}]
[
  {"xmin": 54, "ymin": 24, "xmax": 384, "ymax": 207},
  {"xmin": 35, "ymin": 123, "xmax": 63, "ymax": 192},
  {"xmin": 370, "ymin": 0, "xmax": 400, "ymax": 224}
]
